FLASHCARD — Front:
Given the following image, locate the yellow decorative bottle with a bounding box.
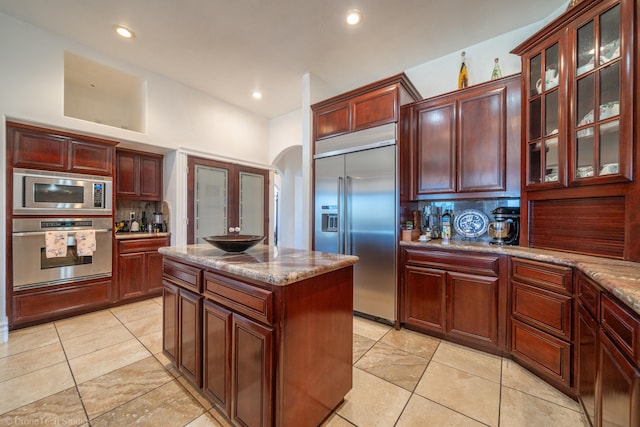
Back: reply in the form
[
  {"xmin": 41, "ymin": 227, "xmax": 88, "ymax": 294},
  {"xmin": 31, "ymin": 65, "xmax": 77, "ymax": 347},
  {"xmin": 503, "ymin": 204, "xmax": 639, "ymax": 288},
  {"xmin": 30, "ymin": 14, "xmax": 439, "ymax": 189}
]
[{"xmin": 458, "ymin": 51, "xmax": 468, "ymax": 89}]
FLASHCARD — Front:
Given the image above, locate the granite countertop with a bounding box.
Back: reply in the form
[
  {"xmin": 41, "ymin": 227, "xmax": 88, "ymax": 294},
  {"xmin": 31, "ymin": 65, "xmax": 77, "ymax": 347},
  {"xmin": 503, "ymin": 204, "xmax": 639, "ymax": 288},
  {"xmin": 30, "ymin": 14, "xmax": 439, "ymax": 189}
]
[
  {"xmin": 115, "ymin": 232, "xmax": 171, "ymax": 240},
  {"xmin": 401, "ymin": 239, "xmax": 640, "ymax": 316},
  {"xmin": 158, "ymin": 244, "xmax": 359, "ymax": 286}
]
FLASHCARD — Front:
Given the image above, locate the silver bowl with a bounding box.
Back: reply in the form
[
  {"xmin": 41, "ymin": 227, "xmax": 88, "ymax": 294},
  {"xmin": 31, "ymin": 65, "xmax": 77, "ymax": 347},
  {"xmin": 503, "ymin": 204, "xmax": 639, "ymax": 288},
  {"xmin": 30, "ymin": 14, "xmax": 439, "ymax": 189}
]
[{"xmin": 202, "ymin": 235, "xmax": 265, "ymax": 253}]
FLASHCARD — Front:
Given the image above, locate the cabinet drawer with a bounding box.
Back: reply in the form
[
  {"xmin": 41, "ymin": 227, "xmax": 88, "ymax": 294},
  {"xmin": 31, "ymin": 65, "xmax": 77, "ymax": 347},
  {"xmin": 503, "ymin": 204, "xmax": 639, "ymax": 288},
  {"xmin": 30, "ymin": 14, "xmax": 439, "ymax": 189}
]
[
  {"xmin": 510, "ymin": 318, "xmax": 572, "ymax": 389},
  {"xmin": 512, "ymin": 282, "xmax": 572, "ymax": 341},
  {"xmin": 163, "ymin": 259, "xmax": 202, "ymax": 293},
  {"xmin": 204, "ymin": 272, "xmax": 273, "ymax": 325},
  {"xmin": 511, "ymin": 258, "xmax": 572, "ymax": 294},
  {"xmin": 118, "ymin": 237, "xmax": 169, "ymax": 254},
  {"xmin": 601, "ymin": 294, "xmax": 640, "ymax": 365},
  {"xmin": 577, "ymin": 272, "xmax": 600, "ymax": 320},
  {"xmin": 404, "ymin": 248, "xmax": 500, "ymax": 276}
]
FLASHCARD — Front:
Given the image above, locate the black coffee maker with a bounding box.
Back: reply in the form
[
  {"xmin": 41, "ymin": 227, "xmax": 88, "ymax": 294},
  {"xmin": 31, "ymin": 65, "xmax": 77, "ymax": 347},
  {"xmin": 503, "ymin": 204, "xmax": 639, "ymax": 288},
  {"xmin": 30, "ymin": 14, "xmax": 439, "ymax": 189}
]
[{"xmin": 488, "ymin": 207, "xmax": 520, "ymax": 245}]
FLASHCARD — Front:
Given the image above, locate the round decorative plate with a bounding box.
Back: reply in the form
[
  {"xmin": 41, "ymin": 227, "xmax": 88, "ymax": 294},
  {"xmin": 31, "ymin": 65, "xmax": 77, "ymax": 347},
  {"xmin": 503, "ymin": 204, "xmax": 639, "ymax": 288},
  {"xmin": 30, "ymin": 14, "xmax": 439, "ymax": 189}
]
[{"xmin": 453, "ymin": 209, "xmax": 489, "ymax": 238}]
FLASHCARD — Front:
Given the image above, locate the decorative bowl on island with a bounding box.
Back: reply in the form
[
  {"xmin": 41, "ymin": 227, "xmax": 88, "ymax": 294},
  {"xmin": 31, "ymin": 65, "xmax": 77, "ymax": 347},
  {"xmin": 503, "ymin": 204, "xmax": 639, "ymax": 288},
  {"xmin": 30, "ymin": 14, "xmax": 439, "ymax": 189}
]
[{"xmin": 203, "ymin": 235, "xmax": 265, "ymax": 252}]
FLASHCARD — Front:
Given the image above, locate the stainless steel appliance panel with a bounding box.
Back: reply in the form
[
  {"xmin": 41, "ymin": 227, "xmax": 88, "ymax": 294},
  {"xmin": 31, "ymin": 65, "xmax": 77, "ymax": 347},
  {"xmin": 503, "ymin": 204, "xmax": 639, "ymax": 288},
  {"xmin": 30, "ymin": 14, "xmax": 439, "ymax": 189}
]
[
  {"xmin": 12, "ymin": 218, "xmax": 113, "ymax": 289},
  {"xmin": 345, "ymin": 145, "xmax": 396, "ymax": 322},
  {"xmin": 314, "ymin": 155, "xmax": 344, "ymax": 254},
  {"xmin": 13, "ymin": 168, "xmax": 113, "ymax": 215},
  {"xmin": 314, "ymin": 124, "xmax": 397, "ymax": 323}
]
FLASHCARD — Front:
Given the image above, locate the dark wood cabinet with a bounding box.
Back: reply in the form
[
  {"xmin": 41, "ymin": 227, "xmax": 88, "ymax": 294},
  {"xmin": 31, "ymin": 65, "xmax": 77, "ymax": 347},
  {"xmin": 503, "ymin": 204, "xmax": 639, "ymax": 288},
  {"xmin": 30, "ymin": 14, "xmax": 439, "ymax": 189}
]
[
  {"xmin": 162, "ymin": 280, "xmax": 203, "ymax": 386},
  {"xmin": 599, "ymin": 329, "xmax": 640, "ymax": 427},
  {"xmin": 162, "ymin": 256, "xmax": 353, "ymax": 427},
  {"xmin": 178, "ymin": 286, "xmax": 202, "ymax": 387},
  {"xmin": 447, "ymin": 271, "xmax": 499, "ymax": 348},
  {"xmin": 162, "ymin": 280, "xmax": 179, "ymax": 364},
  {"xmin": 117, "ymin": 236, "xmax": 169, "ymax": 301},
  {"xmin": 401, "ymin": 247, "xmax": 507, "ymax": 354},
  {"xmin": 576, "ymin": 271, "xmax": 640, "ymax": 427},
  {"xmin": 403, "ymin": 265, "xmax": 447, "ymax": 334},
  {"xmin": 231, "ymin": 313, "xmax": 274, "ymax": 427},
  {"xmin": 512, "ymin": 0, "xmax": 640, "ymax": 262},
  {"xmin": 402, "ymin": 74, "xmax": 521, "ymax": 200},
  {"xmin": 115, "ymin": 148, "xmax": 163, "ymax": 200},
  {"xmin": 578, "ymin": 302, "xmax": 599, "ymax": 426},
  {"xmin": 311, "ymin": 73, "xmax": 421, "ymax": 141},
  {"xmin": 8, "ymin": 121, "xmax": 115, "ymax": 175},
  {"xmin": 509, "ymin": 258, "xmax": 574, "ymax": 393}
]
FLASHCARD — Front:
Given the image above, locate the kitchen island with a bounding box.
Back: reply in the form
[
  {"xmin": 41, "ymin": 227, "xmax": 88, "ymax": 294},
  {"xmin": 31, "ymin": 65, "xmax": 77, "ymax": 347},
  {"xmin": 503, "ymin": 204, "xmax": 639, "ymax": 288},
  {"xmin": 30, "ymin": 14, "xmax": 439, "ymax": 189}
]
[{"xmin": 159, "ymin": 244, "xmax": 358, "ymax": 427}]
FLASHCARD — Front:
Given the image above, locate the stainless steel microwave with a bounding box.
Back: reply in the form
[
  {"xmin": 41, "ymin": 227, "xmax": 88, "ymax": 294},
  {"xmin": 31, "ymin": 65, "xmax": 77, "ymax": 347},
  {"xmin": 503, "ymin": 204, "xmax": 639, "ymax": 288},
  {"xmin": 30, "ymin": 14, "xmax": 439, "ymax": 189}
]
[{"xmin": 13, "ymin": 168, "xmax": 113, "ymax": 215}]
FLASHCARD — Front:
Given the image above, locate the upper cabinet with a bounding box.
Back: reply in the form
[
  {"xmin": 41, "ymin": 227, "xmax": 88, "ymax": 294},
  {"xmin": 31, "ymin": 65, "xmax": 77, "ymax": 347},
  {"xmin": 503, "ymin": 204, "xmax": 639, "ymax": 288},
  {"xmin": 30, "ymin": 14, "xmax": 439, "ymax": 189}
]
[
  {"xmin": 8, "ymin": 121, "xmax": 115, "ymax": 176},
  {"xmin": 312, "ymin": 73, "xmax": 422, "ymax": 141},
  {"xmin": 116, "ymin": 148, "xmax": 163, "ymax": 201},
  {"xmin": 402, "ymin": 75, "xmax": 521, "ymax": 200},
  {"xmin": 512, "ymin": 0, "xmax": 640, "ymax": 262},
  {"xmin": 515, "ymin": 0, "xmax": 632, "ymax": 190}
]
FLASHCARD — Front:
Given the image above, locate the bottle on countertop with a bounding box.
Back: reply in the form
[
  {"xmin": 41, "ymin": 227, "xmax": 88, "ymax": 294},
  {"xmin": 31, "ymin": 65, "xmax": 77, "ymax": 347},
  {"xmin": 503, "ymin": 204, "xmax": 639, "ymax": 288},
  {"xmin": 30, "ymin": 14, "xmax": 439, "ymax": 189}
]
[
  {"xmin": 130, "ymin": 218, "xmax": 140, "ymax": 232},
  {"xmin": 441, "ymin": 210, "xmax": 452, "ymax": 244},
  {"xmin": 141, "ymin": 211, "xmax": 147, "ymax": 230}
]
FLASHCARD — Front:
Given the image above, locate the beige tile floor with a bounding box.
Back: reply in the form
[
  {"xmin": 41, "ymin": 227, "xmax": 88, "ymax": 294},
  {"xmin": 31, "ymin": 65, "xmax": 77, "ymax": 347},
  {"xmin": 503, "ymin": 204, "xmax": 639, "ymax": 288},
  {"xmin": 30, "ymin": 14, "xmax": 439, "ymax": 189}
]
[{"xmin": 0, "ymin": 298, "xmax": 589, "ymax": 426}]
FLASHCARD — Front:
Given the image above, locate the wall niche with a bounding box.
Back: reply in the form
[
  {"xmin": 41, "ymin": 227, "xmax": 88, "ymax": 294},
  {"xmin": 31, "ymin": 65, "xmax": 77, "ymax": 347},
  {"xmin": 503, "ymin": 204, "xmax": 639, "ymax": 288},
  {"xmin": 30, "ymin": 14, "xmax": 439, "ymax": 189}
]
[{"xmin": 64, "ymin": 51, "xmax": 146, "ymax": 132}]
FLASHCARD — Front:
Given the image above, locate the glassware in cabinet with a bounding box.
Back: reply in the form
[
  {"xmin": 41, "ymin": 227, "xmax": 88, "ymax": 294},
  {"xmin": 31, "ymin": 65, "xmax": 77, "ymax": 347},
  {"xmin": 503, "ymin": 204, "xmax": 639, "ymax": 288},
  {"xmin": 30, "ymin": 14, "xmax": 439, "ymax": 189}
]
[
  {"xmin": 571, "ymin": 2, "xmax": 629, "ymax": 183},
  {"xmin": 525, "ymin": 42, "xmax": 563, "ymax": 187}
]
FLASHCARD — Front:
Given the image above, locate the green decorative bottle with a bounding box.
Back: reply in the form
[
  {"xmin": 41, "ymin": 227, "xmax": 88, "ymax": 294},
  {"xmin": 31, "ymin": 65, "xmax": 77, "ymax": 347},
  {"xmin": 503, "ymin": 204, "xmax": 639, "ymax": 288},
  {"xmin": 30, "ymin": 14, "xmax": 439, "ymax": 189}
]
[{"xmin": 492, "ymin": 58, "xmax": 502, "ymax": 80}]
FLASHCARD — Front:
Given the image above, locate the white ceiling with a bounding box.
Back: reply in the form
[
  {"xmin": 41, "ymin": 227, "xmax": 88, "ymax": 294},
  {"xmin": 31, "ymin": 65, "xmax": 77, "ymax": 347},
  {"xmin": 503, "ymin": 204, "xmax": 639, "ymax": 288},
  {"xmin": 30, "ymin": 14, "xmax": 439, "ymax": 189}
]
[{"xmin": 0, "ymin": 0, "xmax": 566, "ymax": 119}]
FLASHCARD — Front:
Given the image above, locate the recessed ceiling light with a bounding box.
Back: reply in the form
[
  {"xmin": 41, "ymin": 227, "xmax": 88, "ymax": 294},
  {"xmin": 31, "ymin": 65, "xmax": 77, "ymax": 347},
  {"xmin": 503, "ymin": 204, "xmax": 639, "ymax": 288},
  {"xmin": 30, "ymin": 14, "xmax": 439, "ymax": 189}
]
[
  {"xmin": 346, "ymin": 9, "xmax": 362, "ymax": 25},
  {"xmin": 114, "ymin": 25, "xmax": 135, "ymax": 39},
  {"xmin": 252, "ymin": 91, "xmax": 262, "ymax": 100}
]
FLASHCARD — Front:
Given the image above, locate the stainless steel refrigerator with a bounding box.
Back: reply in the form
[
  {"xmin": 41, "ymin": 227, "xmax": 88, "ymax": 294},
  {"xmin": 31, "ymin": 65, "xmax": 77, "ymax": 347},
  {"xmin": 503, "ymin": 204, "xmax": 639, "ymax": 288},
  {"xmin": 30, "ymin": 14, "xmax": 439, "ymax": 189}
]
[{"xmin": 313, "ymin": 123, "xmax": 397, "ymax": 323}]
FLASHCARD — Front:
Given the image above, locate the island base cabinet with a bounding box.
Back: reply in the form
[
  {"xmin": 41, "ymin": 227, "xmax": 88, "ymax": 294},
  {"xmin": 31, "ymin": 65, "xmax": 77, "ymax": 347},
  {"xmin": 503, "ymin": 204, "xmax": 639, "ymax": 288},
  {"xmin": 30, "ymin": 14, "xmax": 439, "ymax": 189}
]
[
  {"xmin": 599, "ymin": 330, "xmax": 640, "ymax": 427},
  {"xmin": 232, "ymin": 314, "xmax": 274, "ymax": 427},
  {"xmin": 204, "ymin": 300, "xmax": 274, "ymax": 427},
  {"xmin": 162, "ymin": 281, "xmax": 179, "ymax": 364},
  {"xmin": 162, "ymin": 280, "xmax": 202, "ymax": 387}
]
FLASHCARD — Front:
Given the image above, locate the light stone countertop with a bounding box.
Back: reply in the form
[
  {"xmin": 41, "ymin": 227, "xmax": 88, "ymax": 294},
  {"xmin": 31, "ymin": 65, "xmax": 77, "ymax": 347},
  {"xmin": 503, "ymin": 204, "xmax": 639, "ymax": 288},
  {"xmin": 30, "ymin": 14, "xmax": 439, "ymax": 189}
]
[
  {"xmin": 115, "ymin": 232, "xmax": 170, "ymax": 240},
  {"xmin": 401, "ymin": 239, "xmax": 640, "ymax": 316},
  {"xmin": 158, "ymin": 244, "xmax": 359, "ymax": 286}
]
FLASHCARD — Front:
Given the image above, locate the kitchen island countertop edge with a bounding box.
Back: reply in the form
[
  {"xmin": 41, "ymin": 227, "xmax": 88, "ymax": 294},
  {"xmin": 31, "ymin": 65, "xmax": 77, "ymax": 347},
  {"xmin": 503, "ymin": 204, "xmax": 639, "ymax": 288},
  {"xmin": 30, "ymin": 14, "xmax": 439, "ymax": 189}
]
[{"xmin": 158, "ymin": 243, "xmax": 359, "ymax": 286}]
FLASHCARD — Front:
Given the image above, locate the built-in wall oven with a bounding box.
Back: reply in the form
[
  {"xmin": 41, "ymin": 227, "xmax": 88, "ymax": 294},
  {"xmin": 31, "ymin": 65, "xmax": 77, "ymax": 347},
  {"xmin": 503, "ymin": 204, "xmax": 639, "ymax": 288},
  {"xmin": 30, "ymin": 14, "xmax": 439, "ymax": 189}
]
[
  {"xmin": 13, "ymin": 168, "xmax": 112, "ymax": 216},
  {"xmin": 12, "ymin": 218, "xmax": 113, "ymax": 290}
]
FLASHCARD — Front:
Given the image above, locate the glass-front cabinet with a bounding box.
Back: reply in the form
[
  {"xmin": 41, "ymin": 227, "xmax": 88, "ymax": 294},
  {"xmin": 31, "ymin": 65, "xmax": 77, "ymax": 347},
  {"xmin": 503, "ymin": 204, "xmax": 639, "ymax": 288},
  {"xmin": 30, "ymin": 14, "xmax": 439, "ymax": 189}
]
[
  {"xmin": 572, "ymin": 1, "xmax": 631, "ymax": 184},
  {"xmin": 519, "ymin": 0, "xmax": 632, "ymax": 190},
  {"xmin": 525, "ymin": 41, "xmax": 563, "ymax": 187}
]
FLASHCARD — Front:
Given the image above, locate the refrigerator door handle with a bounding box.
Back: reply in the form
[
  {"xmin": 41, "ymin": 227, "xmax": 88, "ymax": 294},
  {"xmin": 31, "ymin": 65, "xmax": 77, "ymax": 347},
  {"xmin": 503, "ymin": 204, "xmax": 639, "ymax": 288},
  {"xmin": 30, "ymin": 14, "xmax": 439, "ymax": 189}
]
[
  {"xmin": 345, "ymin": 175, "xmax": 352, "ymax": 254},
  {"xmin": 337, "ymin": 177, "xmax": 344, "ymax": 254}
]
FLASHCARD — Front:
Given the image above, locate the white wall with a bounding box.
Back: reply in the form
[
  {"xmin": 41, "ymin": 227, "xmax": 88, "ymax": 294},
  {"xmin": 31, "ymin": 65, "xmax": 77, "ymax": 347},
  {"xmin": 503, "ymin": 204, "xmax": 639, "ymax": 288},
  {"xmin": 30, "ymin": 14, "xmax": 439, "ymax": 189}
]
[{"xmin": 0, "ymin": 12, "xmax": 271, "ymax": 340}]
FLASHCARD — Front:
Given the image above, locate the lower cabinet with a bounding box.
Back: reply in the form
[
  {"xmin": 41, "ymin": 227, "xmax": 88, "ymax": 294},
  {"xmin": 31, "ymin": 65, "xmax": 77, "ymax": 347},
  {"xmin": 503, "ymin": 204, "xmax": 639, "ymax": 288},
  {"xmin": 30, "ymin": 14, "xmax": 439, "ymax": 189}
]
[
  {"xmin": 117, "ymin": 236, "xmax": 169, "ymax": 301},
  {"xmin": 203, "ymin": 299, "xmax": 274, "ymax": 427},
  {"xmin": 576, "ymin": 271, "xmax": 640, "ymax": 427},
  {"xmin": 401, "ymin": 248, "xmax": 507, "ymax": 354},
  {"xmin": 509, "ymin": 258, "xmax": 573, "ymax": 393},
  {"xmin": 162, "ymin": 256, "xmax": 353, "ymax": 427}
]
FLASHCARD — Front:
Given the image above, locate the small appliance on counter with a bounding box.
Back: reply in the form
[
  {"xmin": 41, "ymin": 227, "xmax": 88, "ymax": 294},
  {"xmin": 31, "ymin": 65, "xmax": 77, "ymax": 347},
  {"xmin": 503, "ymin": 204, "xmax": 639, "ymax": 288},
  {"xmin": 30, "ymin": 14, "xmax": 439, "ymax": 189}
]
[
  {"xmin": 488, "ymin": 207, "xmax": 520, "ymax": 246},
  {"xmin": 152, "ymin": 212, "xmax": 166, "ymax": 232}
]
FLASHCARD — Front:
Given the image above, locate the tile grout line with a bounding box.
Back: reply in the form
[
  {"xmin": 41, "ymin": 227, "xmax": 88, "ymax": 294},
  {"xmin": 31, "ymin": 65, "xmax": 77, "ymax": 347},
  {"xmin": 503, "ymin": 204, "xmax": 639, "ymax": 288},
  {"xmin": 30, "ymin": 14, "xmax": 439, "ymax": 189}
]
[{"xmin": 52, "ymin": 321, "xmax": 92, "ymax": 426}]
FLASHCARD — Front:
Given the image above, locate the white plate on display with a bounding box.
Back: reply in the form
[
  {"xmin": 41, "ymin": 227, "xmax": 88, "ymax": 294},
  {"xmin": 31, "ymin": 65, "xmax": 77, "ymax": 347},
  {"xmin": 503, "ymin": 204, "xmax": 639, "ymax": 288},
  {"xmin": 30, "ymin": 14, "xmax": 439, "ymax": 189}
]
[{"xmin": 453, "ymin": 209, "xmax": 489, "ymax": 238}]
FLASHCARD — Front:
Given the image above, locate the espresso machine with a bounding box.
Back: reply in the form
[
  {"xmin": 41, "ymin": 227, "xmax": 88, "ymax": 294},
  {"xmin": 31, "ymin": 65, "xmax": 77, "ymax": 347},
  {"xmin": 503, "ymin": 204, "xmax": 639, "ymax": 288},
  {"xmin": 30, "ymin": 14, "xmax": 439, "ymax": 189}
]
[
  {"xmin": 151, "ymin": 212, "xmax": 165, "ymax": 232},
  {"xmin": 488, "ymin": 207, "xmax": 520, "ymax": 245}
]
